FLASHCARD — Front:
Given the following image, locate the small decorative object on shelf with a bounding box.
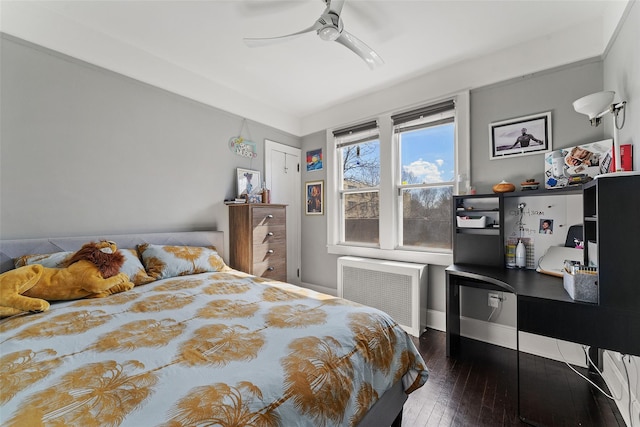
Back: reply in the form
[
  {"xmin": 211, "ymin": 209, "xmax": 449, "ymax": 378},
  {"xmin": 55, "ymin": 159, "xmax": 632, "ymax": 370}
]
[
  {"xmin": 261, "ymin": 181, "xmax": 270, "ymax": 203},
  {"xmin": 520, "ymin": 179, "xmax": 539, "ymax": 190},
  {"xmin": 492, "ymin": 180, "xmax": 516, "ymax": 193},
  {"xmin": 248, "ymin": 194, "xmax": 262, "ymax": 203}
]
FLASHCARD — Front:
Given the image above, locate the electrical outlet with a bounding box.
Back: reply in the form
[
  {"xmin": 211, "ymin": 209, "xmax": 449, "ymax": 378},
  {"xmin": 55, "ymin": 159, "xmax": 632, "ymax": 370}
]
[{"xmin": 488, "ymin": 293, "xmax": 500, "ymax": 308}]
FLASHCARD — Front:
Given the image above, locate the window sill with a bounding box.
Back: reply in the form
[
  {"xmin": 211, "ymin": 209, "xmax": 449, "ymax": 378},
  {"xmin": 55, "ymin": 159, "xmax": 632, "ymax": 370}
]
[{"xmin": 327, "ymin": 244, "xmax": 453, "ymax": 266}]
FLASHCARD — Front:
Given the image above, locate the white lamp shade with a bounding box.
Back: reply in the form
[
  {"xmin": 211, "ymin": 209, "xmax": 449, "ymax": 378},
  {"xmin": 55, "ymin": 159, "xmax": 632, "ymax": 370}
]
[{"xmin": 573, "ymin": 91, "xmax": 615, "ymax": 119}]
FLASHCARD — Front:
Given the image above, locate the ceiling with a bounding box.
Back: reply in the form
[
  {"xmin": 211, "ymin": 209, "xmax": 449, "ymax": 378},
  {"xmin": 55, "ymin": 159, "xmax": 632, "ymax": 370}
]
[{"xmin": 1, "ymin": 1, "xmax": 629, "ymax": 136}]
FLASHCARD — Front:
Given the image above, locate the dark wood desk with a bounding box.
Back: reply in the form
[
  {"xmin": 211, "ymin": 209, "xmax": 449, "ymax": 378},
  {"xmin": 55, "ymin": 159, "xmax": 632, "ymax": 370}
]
[
  {"xmin": 446, "ymin": 263, "xmax": 640, "ymax": 424},
  {"xmin": 446, "ymin": 263, "xmax": 640, "ymax": 357}
]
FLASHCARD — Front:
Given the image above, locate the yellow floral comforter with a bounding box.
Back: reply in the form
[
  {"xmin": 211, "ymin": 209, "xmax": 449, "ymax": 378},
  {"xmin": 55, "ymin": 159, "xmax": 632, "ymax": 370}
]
[{"xmin": 0, "ymin": 271, "xmax": 428, "ymax": 426}]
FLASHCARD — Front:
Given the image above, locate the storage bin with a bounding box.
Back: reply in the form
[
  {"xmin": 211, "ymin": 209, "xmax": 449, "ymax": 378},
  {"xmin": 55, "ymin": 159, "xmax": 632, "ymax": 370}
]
[
  {"xmin": 563, "ymin": 268, "xmax": 598, "ymax": 303},
  {"xmin": 456, "ymin": 215, "xmax": 487, "ymax": 228}
]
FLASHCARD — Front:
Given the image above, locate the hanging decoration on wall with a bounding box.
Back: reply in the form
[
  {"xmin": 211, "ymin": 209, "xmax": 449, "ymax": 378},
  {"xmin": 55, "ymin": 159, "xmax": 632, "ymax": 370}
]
[
  {"xmin": 229, "ymin": 136, "xmax": 257, "ymax": 158},
  {"xmin": 229, "ymin": 118, "xmax": 257, "ymax": 158}
]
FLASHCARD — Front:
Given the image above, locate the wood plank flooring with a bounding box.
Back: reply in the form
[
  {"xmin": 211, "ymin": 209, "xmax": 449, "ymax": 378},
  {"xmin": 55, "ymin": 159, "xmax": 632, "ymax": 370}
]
[{"xmin": 402, "ymin": 329, "xmax": 624, "ymax": 426}]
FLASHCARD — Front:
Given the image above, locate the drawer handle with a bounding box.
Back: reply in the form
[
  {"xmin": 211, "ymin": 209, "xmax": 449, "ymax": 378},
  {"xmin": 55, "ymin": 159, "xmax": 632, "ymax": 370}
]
[
  {"xmin": 267, "ymin": 267, "xmax": 275, "ymax": 271},
  {"xmin": 266, "ymin": 214, "xmax": 274, "ymax": 219},
  {"xmin": 267, "ymin": 249, "xmax": 274, "ymax": 254},
  {"xmin": 267, "ymin": 232, "xmax": 274, "ymax": 237}
]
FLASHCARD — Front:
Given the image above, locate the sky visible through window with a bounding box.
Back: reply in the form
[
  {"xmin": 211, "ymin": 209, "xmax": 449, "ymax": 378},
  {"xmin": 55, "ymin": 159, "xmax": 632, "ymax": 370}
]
[{"xmin": 401, "ymin": 123, "xmax": 455, "ymax": 184}]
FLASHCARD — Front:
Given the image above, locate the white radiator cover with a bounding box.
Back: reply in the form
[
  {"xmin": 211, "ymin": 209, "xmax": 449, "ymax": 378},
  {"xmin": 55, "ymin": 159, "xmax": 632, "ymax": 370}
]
[{"xmin": 337, "ymin": 256, "xmax": 428, "ymax": 337}]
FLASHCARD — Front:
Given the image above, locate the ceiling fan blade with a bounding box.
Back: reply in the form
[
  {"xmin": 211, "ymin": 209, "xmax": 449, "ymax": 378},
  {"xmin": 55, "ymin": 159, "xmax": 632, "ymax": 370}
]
[
  {"xmin": 335, "ymin": 31, "xmax": 384, "ymax": 69},
  {"xmin": 244, "ymin": 22, "xmax": 322, "ymax": 47},
  {"xmin": 326, "ymin": 0, "xmax": 346, "ymax": 16}
]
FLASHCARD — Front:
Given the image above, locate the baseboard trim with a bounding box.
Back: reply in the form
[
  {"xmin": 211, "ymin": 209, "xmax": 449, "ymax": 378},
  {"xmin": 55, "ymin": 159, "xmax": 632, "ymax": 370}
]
[
  {"xmin": 299, "ymin": 282, "xmax": 337, "ymax": 297},
  {"xmin": 425, "ymin": 313, "xmax": 586, "ymax": 367},
  {"xmin": 305, "ymin": 292, "xmax": 590, "ymax": 368},
  {"xmin": 603, "ymin": 351, "xmax": 640, "ymax": 427}
]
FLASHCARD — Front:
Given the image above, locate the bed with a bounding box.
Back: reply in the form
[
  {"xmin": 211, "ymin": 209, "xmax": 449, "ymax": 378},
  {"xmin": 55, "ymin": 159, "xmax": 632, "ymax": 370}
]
[{"xmin": 0, "ymin": 231, "xmax": 428, "ymax": 426}]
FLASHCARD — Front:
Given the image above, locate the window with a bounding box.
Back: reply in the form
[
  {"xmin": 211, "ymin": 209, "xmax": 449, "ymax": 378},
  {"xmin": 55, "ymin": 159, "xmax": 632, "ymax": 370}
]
[
  {"xmin": 393, "ymin": 100, "xmax": 455, "ymax": 251},
  {"xmin": 327, "ymin": 92, "xmax": 469, "ymax": 265},
  {"xmin": 334, "ymin": 122, "xmax": 380, "ymax": 245}
]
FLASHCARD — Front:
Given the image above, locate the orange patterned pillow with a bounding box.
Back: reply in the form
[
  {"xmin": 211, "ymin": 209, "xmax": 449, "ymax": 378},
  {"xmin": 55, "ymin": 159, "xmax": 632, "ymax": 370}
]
[
  {"xmin": 120, "ymin": 249, "xmax": 156, "ymax": 286},
  {"xmin": 137, "ymin": 244, "xmax": 227, "ymax": 280}
]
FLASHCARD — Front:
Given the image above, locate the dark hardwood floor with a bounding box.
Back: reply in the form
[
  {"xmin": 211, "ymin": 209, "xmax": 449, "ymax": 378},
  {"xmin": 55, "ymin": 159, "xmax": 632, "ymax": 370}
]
[{"xmin": 402, "ymin": 329, "xmax": 624, "ymax": 426}]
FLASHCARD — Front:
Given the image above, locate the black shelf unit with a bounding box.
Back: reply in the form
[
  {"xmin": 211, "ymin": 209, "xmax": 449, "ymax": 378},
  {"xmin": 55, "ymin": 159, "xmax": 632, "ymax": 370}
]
[
  {"xmin": 453, "ymin": 186, "xmax": 583, "ymax": 268},
  {"xmin": 582, "ymin": 174, "xmax": 640, "ymax": 312},
  {"xmin": 453, "ymin": 194, "xmax": 504, "ymax": 267}
]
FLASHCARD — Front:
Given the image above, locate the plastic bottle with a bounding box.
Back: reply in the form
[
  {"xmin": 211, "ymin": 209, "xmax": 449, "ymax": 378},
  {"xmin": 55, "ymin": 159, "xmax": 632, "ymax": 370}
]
[{"xmin": 516, "ymin": 239, "xmax": 526, "ymax": 268}]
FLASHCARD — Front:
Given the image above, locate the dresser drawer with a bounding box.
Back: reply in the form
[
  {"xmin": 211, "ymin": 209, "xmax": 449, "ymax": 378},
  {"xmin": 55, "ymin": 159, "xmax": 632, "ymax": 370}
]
[
  {"xmin": 253, "ymin": 242, "xmax": 286, "ymax": 262},
  {"xmin": 253, "ymin": 258, "xmax": 286, "ymax": 281},
  {"xmin": 252, "ymin": 225, "xmax": 286, "ymax": 246},
  {"xmin": 252, "ymin": 207, "xmax": 286, "ymax": 227}
]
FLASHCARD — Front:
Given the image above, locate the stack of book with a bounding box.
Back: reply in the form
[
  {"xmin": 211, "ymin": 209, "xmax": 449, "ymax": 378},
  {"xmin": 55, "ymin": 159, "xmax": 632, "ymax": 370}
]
[{"xmin": 225, "ymin": 198, "xmax": 247, "ymax": 205}]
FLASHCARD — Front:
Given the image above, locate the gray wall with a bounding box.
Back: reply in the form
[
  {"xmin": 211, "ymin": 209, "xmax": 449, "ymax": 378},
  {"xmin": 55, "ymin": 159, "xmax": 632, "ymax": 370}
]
[
  {"xmin": 471, "ymin": 60, "xmax": 605, "ymax": 194},
  {"xmin": 604, "ymin": 1, "xmax": 638, "ymax": 172},
  {"xmin": 300, "ymin": 131, "xmax": 338, "ymax": 290},
  {"xmin": 0, "ymin": 35, "xmax": 301, "ymax": 260},
  {"xmin": 300, "ymin": 60, "xmax": 605, "ymax": 326}
]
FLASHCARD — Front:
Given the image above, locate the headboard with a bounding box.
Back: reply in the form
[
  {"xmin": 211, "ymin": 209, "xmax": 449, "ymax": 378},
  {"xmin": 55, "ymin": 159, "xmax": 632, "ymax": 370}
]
[{"xmin": 0, "ymin": 231, "xmax": 224, "ymax": 273}]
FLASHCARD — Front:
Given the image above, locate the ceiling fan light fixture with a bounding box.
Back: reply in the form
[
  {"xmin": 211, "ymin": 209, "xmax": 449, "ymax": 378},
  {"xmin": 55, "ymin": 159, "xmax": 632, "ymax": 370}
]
[{"xmin": 318, "ymin": 26, "xmax": 340, "ymax": 41}]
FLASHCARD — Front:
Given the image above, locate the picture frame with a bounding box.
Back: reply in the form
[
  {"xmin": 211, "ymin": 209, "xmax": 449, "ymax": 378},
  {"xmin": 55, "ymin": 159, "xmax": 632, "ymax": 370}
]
[
  {"xmin": 236, "ymin": 168, "xmax": 261, "ymax": 198},
  {"xmin": 489, "ymin": 111, "xmax": 552, "ymax": 160},
  {"xmin": 305, "ymin": 180, "xmax": 324, "ymax": 215},
  {"xmin": 306, "ymin": 148, "xmax": 323, "ymax": 171}
]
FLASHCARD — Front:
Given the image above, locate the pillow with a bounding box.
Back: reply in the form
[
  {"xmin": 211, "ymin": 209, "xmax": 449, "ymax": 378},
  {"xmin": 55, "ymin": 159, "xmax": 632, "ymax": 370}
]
[
  {"xmin": 14, "ymin": 251, "xmax": 73, "ymax": 269},
  {"xmin": 137, "ymin": 244, "xmax": 227, "ymax": 280},
  {"xmin": 120, "ymin": 249, "xmax": 156, "ymax": 286}
]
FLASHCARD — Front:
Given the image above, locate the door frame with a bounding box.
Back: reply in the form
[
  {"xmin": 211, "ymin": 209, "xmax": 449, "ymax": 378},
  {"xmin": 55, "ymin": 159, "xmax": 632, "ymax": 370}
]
[{"xmin": 264, "ymin": 139, "xmax": 302, "ymax": 284}]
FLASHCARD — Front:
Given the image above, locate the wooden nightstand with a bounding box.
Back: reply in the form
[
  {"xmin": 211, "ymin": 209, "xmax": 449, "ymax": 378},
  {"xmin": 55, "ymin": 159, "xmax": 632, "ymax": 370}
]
[{"xmin": 228, "ymin": 204, "xmax": 287, "ymax": 281}]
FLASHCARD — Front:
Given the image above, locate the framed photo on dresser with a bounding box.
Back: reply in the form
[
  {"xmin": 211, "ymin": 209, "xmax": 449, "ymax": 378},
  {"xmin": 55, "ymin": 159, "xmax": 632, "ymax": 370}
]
[{"xmin": 236, "ymin": 168, "xmax": 261, "ymax": 198}]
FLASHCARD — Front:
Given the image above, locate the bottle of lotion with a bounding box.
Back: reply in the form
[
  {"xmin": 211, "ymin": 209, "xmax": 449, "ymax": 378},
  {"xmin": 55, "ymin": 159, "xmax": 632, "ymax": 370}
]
[{"xmin": 516, "ymin": 239, "xmax": 526, "ymax": 268}]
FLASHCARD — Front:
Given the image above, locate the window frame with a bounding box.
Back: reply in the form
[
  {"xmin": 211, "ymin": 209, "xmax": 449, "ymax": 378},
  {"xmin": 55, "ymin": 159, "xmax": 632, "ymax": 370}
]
[
  {"xmin": 395, "ymin": 110, "xmax": 456, "ymax": 252},
  {"xmin": 326, "ymin": 91, "xmax": 470, "ymax": 266},
  {"xmin": 337, "ymin": 131, "xmax": 381, "ymax": 247}
]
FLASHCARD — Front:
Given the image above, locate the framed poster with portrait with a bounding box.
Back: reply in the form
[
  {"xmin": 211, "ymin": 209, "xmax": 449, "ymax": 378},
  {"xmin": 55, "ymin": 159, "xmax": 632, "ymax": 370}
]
[
  {"xmin": 490, "ymin": 112, "xmax": 552, "ymax": 159},
  {"xmin": 305, "ymin": 180, "xmax": 324, "ymax": 215}
]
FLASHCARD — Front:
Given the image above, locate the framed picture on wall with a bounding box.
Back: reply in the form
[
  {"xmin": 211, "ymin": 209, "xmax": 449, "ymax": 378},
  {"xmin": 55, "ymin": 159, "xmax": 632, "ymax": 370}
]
[
  {"xmin": 236, "ymin": 168, "xmax": 261, "ymax": 198},
  {"xmin": 489, "ymin": 111, "xmax": 552, "ymax": 159},
  {"xmin": 305, "ymin": 180, "xmax": 324, "ymax": 215},
  {"xmin": 306, "ymin": 148, "xmax": 323, "ymax": 171}
]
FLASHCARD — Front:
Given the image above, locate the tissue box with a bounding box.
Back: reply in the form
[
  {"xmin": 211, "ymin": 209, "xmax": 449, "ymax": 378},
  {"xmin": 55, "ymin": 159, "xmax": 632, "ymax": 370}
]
[
  {"xmin": 456, "ymin": 215, "xmax": 487, "ymax": 228},
  {"xmin": 563, "ymin": 268, "xmax": 598, "ymax": 303}
]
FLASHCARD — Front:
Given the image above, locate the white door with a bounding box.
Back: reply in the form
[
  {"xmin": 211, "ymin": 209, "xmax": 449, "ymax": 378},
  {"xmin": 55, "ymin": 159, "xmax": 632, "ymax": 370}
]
[{"xmin": 265, "ymin": 140, "xmax": 301, "ymax": 284}]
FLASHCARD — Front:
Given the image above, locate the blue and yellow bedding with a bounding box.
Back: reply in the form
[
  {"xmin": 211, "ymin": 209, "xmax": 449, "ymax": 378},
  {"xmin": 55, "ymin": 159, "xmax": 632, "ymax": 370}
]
[{"xmin": 1, "ymin": 270, "xmax": 428, "ymax": 426}]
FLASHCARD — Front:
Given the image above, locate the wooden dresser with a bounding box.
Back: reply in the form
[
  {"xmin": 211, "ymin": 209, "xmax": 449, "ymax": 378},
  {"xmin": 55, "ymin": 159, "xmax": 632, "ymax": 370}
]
[{"xmin": 228, "ymin": 204, "xmax": 287, "ymax": 281}]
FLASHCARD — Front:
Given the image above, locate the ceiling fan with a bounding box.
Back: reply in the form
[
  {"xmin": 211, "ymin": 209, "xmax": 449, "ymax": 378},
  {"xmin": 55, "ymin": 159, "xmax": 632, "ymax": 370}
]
[{"xmin": 243, "ymin": 0, "xmax": 384, "ymax": 69}]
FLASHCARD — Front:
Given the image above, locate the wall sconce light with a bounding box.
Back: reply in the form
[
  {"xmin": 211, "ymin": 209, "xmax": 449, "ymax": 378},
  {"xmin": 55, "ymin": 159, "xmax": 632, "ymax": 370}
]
[{"xmin": 573, "ymin": 91, "xmax": 627, "ymax": 172}]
